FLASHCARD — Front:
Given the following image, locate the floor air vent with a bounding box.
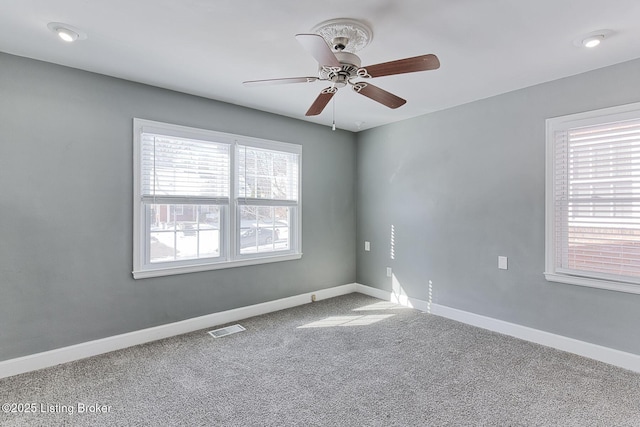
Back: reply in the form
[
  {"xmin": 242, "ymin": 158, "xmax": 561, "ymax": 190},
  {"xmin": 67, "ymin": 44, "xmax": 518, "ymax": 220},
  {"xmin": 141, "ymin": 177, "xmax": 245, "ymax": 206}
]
[{"xmin": 208, "ymin": 324, "xmax": 246, "ymax": 338}]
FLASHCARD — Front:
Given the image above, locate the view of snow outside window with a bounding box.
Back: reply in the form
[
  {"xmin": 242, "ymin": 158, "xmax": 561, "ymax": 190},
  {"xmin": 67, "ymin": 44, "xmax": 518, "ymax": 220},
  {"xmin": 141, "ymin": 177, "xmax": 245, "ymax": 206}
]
[
  {"xmin": 149, "ymin": 204, "xmax": 221, "ymax": 263},
  {"xmin": 239, "ymin": 206, "xmax": 290, "ymax": 255}
]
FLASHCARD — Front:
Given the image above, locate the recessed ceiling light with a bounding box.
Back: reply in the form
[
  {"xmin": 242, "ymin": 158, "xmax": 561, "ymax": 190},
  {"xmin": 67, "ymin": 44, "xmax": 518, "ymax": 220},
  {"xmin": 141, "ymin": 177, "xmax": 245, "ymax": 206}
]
[
  {"xmin": 573, "ymin": 29, "xmax": 613, "ymax": 48},
  {"xmin": 56, "ymin": 28, "xmax": 78, "ymax": 42},
  {"xmin": 582, "ymin": 35, "xmax": 604, "ymax": 48},
  {"xmin": 47, "ymin": 22, "xmax": 87, "ymax": 43}
]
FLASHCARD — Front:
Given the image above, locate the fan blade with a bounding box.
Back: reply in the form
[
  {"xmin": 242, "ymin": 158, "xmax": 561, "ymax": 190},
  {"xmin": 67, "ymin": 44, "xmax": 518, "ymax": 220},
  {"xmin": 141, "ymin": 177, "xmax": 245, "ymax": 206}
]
[
  {"xmin": 295, "ymin": 34, "xmax": 341, "ymax": 67},
  {"xmin": 305, "ymin": 88, "xmax": 336, "ymax": 116},
  {"xmin": 352, "ymin": 82, "xmax": 406, "ymax": 109},
  {"xmin": 360, "ymin": 54, "xmax": 440, "ymax": 78},
  {"xmin": 243, "ymin": 77, "xmax": 318, "ymax": 87}
]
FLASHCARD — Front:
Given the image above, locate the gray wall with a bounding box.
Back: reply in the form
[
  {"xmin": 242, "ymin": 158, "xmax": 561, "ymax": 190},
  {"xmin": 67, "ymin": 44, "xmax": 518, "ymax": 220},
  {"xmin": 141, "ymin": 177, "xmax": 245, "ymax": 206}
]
[
  {"xmin": 0, "ymin": 53, "xmax": 356, "ymax": 361},
  {"xmin": 3, "ymin": 49, "xmax": 640, "ymax": 363},
  {"xmin": 356, "ymin": 58, "xmax": 640, "ymax": 356}
]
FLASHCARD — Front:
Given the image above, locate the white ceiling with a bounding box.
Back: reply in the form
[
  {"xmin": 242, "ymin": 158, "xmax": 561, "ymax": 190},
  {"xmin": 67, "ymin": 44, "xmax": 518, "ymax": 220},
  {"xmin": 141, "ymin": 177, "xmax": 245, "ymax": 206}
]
[{"xmin": 2, "ymin": 0, "xmax": 640, "ymax": 132}]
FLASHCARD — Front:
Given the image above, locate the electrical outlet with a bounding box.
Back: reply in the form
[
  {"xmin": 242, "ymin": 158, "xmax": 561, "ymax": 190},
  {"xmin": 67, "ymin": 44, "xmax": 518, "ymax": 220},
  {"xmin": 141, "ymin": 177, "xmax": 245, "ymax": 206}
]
[
  {"xmin": 386, "ymin": 267, "xmax": 392, "ymax": 277},
  {"xmin": 311, "ymin": 294, "xmax": 316, "ymax": 302}
]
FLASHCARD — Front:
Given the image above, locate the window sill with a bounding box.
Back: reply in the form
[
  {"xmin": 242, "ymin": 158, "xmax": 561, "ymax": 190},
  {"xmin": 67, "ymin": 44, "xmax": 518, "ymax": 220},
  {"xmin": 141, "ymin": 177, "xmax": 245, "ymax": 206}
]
[
  {"xmin": 133, "ymin": 253, "xmax": 302, "ymax": 279},
  {"xmin": 544, "ymin": 272, "xmax": 640, "ymax": 295}
]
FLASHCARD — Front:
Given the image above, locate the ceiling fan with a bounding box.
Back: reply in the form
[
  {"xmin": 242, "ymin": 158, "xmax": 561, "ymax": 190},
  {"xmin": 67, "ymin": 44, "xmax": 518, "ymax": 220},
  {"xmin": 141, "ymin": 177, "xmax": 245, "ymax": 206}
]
[{"xmin": 243, "ymin": 19, "xmax": 440, "ymax": 117}]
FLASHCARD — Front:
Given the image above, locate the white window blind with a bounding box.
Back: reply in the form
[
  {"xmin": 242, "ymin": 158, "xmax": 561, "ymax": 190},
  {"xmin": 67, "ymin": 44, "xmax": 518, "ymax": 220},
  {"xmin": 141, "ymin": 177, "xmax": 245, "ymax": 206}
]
[
  {"xmin": 141, "ymin": 133, "xmax": 230, "ymax": 203},
  {"xmin": 546, "ymin": 104, "xmax": 640, "ymax": 291},
  {"xmin": 236, "ymin": 144, "xmax": 299, "ymax": 205}
]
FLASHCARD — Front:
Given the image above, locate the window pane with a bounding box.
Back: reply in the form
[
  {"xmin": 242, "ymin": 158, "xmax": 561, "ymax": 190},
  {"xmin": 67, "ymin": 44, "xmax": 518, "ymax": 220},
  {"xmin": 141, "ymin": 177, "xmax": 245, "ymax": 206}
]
[
  {"xmin": 198, "ymin": 205, "xmax": 221, "ymax": 258},
  {"xmin": 150, "ymin": 231, "xmax": 176, "ymax": 263},
  {"xmin": 147, "ymin": 204, "xmax": 221, "ymax": 263},
  {"xmin": 239, "ymin": 206, "xmax": 290, "ymax": 255}
]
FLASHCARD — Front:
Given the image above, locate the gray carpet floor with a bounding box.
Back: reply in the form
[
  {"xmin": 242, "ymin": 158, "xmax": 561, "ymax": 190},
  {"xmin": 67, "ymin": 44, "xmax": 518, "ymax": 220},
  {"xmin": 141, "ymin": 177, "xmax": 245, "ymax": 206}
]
[{"xmin": 1, "ymin": 293, "xmax": 640, "ymax": 426}]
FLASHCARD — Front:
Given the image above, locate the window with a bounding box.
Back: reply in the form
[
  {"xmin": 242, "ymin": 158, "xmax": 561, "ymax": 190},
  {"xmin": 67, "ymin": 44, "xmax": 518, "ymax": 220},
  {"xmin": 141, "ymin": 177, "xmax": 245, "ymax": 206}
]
[
  {"xmin": 133, "ymin": 119, "xmax": 301, "ymax": 279},
  {"xmin": 545, "ymin": 102, "xmax": 640, "ymax": 294}
]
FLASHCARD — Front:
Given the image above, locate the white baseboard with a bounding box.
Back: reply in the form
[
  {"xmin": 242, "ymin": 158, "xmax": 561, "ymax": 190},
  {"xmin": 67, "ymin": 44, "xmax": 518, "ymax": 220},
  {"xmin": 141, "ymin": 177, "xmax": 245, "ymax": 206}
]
[
  {"xmin": 0, "ymin": 283, "xmax": 357, "ymax": 379},
  {"xmin": 355, "ymin": 283, "xmax": 640, "ymax": 373}
]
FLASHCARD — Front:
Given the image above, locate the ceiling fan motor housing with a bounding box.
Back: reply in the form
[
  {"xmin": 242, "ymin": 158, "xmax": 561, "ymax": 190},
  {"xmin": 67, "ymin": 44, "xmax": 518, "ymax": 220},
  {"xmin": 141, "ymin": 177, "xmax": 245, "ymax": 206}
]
[
  {"xmin": 332, "ymin": 36, "xmax": 349, "ymax": 51},
  {"xmin": 319, "ymin": 51, "xmax": 362, "ymax": 87}
]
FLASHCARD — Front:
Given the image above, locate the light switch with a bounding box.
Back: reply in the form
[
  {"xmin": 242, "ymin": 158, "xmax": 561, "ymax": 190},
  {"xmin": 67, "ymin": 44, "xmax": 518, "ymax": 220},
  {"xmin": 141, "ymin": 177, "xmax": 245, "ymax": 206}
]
[
  {"xmin": 365, "ymin": 241, "xmax": 370, "ymax": 251},
  {"xmin": 386, "ymin": 267, "xmax": 392, "ymax": 277},
  {"xmin": 498, "ymin": 256, "xmax": 508, "ymax": 270}
]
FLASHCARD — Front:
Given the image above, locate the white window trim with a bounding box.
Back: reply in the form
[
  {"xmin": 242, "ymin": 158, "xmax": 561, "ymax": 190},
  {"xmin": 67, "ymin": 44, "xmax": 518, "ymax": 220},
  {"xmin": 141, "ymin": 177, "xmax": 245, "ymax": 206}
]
[
  {"xmin": 132, "ymin": 119, "xmax": 302, "ymax": 279},
  {"xmin": 545, "ymin": 101, "xmax": 640, "ymax": 295},
  {"xmin": 133, "ymin": 254, "xmax": 303, "ymax": 279}
]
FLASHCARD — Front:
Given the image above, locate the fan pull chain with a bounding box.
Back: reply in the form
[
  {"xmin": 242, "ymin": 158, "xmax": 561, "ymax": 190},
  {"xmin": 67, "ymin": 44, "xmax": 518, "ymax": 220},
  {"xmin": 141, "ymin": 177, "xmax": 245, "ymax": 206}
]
[{"xmin": 332, "ymin": 97, "xmax": 336, "ymax": 131}]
